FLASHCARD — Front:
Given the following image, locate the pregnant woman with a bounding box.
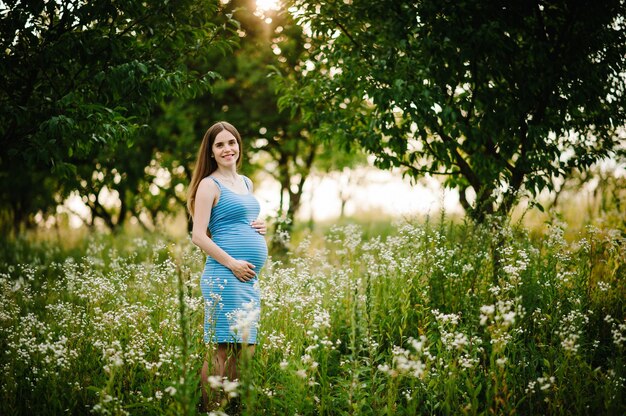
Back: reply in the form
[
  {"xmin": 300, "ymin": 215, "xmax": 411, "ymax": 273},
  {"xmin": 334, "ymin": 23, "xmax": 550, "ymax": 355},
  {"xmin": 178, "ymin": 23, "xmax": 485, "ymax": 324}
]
[{"xmin": 187, "ymin": 121, "xmax": 267, "ymax": 410}]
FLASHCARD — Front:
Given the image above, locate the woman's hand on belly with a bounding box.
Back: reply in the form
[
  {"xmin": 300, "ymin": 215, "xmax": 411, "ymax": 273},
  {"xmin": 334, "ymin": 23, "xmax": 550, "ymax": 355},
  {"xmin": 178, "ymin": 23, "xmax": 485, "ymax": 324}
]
[
  {"xmin": 250, "ymin": 219, "xmax": 267, "ymax": 235},
  {"xmin": 228, "ymin": 259, "xmax": 256, "ymax": 282}
]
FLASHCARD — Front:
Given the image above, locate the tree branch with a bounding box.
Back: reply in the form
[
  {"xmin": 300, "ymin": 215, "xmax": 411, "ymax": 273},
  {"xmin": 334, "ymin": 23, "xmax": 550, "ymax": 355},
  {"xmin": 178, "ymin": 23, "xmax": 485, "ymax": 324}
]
[
  {"xmin": 333, "ymin": 18, "xmax": 361, "ymax": 50},
  {"xmin": 432, "ymin": 123, "xmax": 481, "ymax": 190},
  {"xmin": 397, "ymin": 159, "xmax": 456, "ymax": 176}
]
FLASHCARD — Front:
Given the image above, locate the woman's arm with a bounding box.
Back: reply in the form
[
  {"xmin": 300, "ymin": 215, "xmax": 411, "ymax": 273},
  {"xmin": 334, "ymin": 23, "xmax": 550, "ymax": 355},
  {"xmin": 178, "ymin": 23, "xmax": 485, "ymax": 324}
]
[{"xmin": 191, "ymin": 178, "xmax": 257, "ymax": 282}]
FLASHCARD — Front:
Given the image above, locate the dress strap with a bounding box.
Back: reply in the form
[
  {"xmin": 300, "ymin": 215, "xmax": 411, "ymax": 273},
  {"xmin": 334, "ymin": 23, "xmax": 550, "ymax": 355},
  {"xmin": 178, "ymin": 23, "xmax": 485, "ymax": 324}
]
[
  {"xmin": 209, "ymin": 176, "xmax": 223, "ymax": 189},
  {"xmin": 242, "ymin": 175, "xmax": 252, "ymax": 191}
]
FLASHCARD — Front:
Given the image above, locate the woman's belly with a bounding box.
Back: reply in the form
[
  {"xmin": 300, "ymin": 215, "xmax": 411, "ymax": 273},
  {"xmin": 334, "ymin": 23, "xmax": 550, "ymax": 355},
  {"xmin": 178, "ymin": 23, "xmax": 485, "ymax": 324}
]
[{"xmin": 212, "ymin": 224, "xmax": 268, "ymax": 270}]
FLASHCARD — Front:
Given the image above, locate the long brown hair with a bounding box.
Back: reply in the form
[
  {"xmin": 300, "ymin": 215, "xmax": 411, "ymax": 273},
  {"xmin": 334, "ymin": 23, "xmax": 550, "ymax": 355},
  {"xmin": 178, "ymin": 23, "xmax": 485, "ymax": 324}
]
[{"xmin": 187, "ymin": 121, "xmax": 243, "ymax": 217}]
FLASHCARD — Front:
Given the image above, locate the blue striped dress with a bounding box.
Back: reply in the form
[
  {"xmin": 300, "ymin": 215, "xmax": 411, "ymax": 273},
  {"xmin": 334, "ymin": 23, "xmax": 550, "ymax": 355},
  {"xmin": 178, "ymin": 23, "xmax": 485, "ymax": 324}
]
[{"xmin": 200, "ymin": 176, "xmax": 267, "ymax": 344}]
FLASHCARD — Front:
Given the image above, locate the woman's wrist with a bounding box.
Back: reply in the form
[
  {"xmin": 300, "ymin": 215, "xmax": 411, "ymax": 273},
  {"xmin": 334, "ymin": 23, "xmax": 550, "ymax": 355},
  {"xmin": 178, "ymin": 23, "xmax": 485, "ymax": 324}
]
[{"xmin": 226, "ymin": 257, "xmax": 237, "ymax": 270}]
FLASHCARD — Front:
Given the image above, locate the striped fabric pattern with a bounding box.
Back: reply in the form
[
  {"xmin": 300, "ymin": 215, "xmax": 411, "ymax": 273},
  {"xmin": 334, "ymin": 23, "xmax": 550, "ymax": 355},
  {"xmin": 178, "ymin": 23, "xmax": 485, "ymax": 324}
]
[{"xmin": 200, "ymin": 176, "xmax": 267, "ymax": 344}]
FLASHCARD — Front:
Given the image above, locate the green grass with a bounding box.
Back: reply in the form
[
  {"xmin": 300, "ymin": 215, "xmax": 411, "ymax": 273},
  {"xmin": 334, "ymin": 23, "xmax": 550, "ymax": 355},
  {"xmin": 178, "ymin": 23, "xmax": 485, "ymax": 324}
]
[{"xmin": 1, "ymin": 215, "xmax": 624, "ymax": 415}]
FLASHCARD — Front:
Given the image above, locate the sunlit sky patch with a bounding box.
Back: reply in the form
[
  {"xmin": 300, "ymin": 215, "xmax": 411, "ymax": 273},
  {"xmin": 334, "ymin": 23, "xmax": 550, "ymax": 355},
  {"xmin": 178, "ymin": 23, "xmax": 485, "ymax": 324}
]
[{"xmin": 256, "ymin": 0, "xmax": 281, "ymax": 12}]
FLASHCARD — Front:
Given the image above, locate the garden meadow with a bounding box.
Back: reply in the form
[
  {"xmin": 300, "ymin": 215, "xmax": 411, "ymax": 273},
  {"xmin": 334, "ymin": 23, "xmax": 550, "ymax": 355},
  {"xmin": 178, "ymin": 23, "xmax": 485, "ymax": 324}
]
[
  {"xmin": 2, "ymin": 0, "xmax": 626, "ymax": 414},
  {"xmin": 1, "ymin": 212, "xmax": 624, "ymax": 415}
]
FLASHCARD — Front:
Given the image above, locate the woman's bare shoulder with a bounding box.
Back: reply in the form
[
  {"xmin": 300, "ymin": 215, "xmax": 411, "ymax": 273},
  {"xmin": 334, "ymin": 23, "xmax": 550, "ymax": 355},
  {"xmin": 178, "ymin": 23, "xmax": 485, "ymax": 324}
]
[{"xmin": 197, "ymin": 176, "xmax": 219, "ymax": 194}]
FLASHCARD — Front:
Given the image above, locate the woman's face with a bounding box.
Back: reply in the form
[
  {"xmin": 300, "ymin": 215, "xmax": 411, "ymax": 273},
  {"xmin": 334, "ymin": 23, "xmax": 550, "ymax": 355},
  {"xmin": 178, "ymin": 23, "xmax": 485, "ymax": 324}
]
[{"xmin": 211, "ymin": 130, "xmax": 240, "ymax": 168}]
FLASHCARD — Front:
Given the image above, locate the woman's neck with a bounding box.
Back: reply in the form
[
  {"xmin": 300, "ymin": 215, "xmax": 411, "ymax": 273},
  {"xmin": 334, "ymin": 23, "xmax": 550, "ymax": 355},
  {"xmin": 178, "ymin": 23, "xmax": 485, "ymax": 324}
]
[{"xmin": 214, "ymin": 168, "xmax": 238, "ymax": 181}]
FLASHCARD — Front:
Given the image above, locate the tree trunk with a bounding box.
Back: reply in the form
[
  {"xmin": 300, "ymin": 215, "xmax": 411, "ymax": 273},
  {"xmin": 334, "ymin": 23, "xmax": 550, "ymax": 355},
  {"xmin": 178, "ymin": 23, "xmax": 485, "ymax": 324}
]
[{"xmin": 459, "ymin": 185, "xmax": 496, "ymax": 223}]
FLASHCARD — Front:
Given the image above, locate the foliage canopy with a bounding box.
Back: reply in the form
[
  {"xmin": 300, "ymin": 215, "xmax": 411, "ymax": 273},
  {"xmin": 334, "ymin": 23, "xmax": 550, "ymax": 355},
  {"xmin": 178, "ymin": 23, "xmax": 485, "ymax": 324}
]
[
  {"xmin": 0, "ymin": 0, "xmax": 237, "ymax": 231},
  {"xmin": 283, "ymin": 0, "xmax": 626, "ymax": 220}
]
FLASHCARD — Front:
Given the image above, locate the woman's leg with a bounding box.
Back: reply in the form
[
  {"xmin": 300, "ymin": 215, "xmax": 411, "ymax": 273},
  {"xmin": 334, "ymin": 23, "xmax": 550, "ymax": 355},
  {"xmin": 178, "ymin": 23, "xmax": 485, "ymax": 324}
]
[
  {"xmin": 224, "ymin": 344, "xmax": 255, "ymax": 381},
  {"xmin": 201, "ymin": 343, "xmax": 256, "ymax": 410},
  {"xmin": 200, "ymin": 359, "xmax": 210, "ymax": 411},
  {"xmin": 214, "ymin": 343, "xmax": 230, "ymax": 377},
  {"xmin": 200, "ymin": 344, "xmax": 229, "ymax": 411}
]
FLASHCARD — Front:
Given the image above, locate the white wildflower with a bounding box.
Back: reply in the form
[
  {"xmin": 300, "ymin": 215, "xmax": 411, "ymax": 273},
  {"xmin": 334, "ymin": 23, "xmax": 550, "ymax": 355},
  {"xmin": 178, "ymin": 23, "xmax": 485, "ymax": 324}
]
[
  {"xmin": 228, "ymin": 301, "xmax": 260, "ymax": 342},
  {"xmin": 222, "ymin": 379, "xmax": 239, "ymax": 398}
]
